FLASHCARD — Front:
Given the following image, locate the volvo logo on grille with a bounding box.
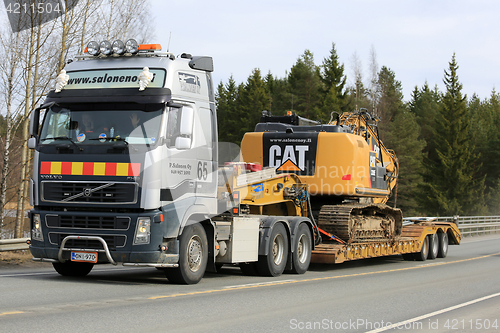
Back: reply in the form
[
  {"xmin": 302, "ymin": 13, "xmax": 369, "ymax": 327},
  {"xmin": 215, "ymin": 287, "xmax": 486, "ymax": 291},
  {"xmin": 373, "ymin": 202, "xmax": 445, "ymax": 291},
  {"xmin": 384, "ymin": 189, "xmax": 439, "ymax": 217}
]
[{"xmin": 83, "ymin": 188, "xmax": 92, "ymax": 197}]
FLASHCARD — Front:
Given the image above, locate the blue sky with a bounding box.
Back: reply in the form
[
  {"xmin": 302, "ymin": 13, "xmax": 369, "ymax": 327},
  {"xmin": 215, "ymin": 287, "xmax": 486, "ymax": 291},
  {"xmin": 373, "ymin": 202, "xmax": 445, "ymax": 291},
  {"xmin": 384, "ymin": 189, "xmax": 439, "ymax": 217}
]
[{"xmin": 150, "ymin": 0, "xmax": 500, "ymax": 102}]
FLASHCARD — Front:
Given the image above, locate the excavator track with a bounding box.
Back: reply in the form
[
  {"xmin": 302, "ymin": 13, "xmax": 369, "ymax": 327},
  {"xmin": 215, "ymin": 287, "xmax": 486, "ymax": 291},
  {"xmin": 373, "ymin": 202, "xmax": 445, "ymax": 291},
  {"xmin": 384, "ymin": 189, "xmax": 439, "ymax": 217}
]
[{"xmin": 318, "ymin": 204, "xmax": 403, "ymax": 243}]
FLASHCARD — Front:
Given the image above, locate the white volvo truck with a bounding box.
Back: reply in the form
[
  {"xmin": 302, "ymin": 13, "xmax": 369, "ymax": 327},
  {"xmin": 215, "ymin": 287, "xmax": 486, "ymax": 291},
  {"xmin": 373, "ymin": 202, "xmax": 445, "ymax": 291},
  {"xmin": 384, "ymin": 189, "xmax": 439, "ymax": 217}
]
[{"xmin": 28, "ymin": 40, "xmax": 315, "ymax": 284}]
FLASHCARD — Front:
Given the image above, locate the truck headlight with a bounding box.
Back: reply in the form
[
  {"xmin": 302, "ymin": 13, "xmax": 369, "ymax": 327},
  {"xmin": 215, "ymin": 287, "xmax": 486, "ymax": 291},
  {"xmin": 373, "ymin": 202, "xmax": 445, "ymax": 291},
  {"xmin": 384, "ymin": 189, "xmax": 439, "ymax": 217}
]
[
  {"xmin": 134, "ymin": 217, "xmax": 151, "ymax": 244},
  {"xmin": 31, "ymin": 214, "xmax": 43, "ymax": 241}
]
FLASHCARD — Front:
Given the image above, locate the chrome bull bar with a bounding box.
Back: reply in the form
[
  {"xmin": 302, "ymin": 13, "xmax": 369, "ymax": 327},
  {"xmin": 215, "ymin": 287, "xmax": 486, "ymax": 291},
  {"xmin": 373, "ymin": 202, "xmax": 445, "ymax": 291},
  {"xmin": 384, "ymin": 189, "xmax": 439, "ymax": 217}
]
[{"xmin": 58, "ymin": 235, "xmax": 117, "ymax": 265}]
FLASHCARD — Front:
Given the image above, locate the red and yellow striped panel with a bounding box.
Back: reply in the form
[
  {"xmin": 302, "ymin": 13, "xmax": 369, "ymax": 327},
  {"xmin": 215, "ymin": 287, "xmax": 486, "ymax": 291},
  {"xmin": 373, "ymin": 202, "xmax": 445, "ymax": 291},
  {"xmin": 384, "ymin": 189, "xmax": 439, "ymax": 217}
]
[{"xmin": 40, "ymin": 161, "xmax": 140, "ymax": 176}]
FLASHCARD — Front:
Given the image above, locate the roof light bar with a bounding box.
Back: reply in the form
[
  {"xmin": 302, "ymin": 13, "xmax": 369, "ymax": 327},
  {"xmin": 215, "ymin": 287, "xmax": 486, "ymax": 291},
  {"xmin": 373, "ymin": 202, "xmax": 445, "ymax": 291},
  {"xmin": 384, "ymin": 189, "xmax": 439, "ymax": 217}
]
[{"xmin": 84, "ymin": 39, "xmax": 162, "ymax": 57}]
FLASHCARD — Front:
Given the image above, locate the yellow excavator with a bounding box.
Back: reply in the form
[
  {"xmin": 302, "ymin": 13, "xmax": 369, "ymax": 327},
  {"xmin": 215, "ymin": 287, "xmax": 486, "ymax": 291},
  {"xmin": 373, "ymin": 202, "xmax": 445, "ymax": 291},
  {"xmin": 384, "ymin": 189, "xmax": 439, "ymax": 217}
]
[{"xmin": 240, "ymin": 109, "xmax": 401, "ymax": 243}]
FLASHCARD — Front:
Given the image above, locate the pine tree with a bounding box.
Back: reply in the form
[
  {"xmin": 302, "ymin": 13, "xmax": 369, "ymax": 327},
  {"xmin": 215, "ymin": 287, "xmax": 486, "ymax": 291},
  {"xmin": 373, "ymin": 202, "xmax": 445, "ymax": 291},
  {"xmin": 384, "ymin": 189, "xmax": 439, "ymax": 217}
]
[
  {"xmin": 288, "ymin": 50, "xmax": 322, "ymax": 121},
  {"xmin": 237, "ymin": 68, "xmax": 270, "ymax": 143},
  {"xmin": 421, "ymin": 54, "xmax": 486, "ymax": 216},
  {"xmin": 320, "ymin": 42, "xmax": 347, "ymax": 116},
  {"xmin": 470, "ymin": 90, "xmax": 500, "ymax": 213},
  {"xmin": 373, "ymin": 66, "xmax": 424, "ymax": 214},
  {"xmin": 409, "ymin": 83, "xmax": 441, "ymax": 159},
  {"xmin": 386, "ymin": 110, "xmax": 425, "ymax": 215},
  {"xmin": 265, "ymin": 72, "xmax": 290, "ymax": 114},
  {"xmin": 376, "ymin": 66, "xmax": 404, "ymax": 139},
  {"xmin": 215, "ymin": 75, "xmax": 240, "ymax": 144}
]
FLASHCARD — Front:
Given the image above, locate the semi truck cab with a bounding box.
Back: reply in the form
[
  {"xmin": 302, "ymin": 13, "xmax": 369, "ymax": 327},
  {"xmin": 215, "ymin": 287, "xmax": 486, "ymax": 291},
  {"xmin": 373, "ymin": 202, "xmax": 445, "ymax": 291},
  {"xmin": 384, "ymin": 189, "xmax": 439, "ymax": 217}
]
[{"xmin": 28, "ymin": 40, "xmax": 219, "ymax": 282}]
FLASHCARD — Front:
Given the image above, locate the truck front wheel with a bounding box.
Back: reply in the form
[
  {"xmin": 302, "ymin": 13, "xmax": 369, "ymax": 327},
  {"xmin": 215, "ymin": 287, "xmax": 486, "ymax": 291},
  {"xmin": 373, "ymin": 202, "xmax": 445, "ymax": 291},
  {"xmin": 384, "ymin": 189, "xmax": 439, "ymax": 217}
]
[
  {"xmin": 165, "ymin": 223, "xmax": 208, "ymax": 284},
  {"xmin": 52, "ymin": 261, "xmax": 94, "ymax": 277},
  {"xmin": 257, "ymin": 223, "xmax": 288, "ymax": 277}
]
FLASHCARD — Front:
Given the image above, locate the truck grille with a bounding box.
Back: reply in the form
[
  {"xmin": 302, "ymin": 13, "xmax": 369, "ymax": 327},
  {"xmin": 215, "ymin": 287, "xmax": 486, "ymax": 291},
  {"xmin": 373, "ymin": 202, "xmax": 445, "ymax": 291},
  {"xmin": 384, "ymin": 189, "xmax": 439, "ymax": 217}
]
[
  {"xmin": 46, "ymin": 214, "xmax": 130, "ymax": 230},
  {"xmin": 42, "ymin": 181, "xmax": 138, "ymax": 204},
  {"xmin": 49, "ymin": 233, "xmax": 126, "ymax": 249}
]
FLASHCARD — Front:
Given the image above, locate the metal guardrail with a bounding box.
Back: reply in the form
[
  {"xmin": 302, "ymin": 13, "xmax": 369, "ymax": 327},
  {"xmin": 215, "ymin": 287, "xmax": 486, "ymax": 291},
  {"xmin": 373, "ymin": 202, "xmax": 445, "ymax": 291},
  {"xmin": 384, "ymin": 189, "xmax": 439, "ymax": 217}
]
[
  {"xmin": 404, "ymin": 215, "xmax": 500, "ymax": 236},
  {"xmin": 0, "ymin": 238, "xmax": 29, "ymax": 252},
  {"xmin": 434, "ymin": 215, "xmax": 500, "ymax": 237},
  {"xmin": 1, "ymin": 216, "xmax": 500, "ymax": 252}
]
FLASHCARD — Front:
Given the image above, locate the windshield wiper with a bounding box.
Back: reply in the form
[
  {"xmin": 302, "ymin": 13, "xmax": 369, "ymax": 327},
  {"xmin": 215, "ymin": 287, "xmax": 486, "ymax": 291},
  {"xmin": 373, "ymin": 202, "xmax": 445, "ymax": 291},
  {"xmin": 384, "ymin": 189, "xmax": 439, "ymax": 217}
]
[{"xmin": 40, "ymin": 136, "xmax": 83, "ymax": 151}]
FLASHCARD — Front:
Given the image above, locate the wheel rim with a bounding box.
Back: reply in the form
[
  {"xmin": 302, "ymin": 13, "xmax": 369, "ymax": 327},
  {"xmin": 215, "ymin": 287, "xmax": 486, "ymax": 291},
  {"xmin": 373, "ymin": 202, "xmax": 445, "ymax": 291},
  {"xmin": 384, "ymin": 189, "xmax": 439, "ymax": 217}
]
[
  {"xmin": 442, "ymin": 234, "xmax": 448, "ymax": 253},
  {"xmin": 187, "ymin": 235, "xmax": 203, "ymax": 272},
  {"xmin": 432, "ymin": 234, "xmax": 438, "ymax": 255},
  {"xmin": 272, "ymin": 233, "xmax": 285, "ymax": 265},
  {"xmin": 422, "ymin": 238, "xmax": 429, "ymax": 257},
  {"xmin": 297, "ymin": 233, "xmax": 310, "ymax": 264}
]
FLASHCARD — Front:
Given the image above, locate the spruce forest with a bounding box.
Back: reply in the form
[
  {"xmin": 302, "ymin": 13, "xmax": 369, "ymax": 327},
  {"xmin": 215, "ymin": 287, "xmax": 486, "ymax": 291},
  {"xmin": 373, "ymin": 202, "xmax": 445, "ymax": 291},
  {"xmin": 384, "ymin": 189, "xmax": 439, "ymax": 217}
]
[{"xmin": 216, "ymin": 43, "xmax": 499, "ymax": 217}]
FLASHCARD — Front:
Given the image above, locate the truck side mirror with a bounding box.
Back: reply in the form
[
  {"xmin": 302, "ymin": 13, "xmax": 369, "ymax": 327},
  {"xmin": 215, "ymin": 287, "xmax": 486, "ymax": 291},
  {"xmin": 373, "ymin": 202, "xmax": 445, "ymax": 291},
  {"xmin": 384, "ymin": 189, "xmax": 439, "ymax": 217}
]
[
  {"xmin": 29, "ymin": 109, "xmax": 38, "ymax": 137},
  {"xmin": 28, "ymin": 137, "xmax": 36, "ymax": 149},
  {"xmin": 179, "ymin": 106, "xmax": 194, "ymax": 136},
  {"xmin": 29, "ymin": 102, "xmax": 54, "ymax": 138}
]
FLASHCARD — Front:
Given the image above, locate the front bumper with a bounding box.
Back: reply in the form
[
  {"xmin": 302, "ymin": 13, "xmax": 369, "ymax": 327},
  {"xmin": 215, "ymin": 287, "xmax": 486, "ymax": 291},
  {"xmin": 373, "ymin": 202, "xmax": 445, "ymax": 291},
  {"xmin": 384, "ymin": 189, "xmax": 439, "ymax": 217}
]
[{"xmin": 29, "ymin": 208, "xmax": 180, "ymax": 266}]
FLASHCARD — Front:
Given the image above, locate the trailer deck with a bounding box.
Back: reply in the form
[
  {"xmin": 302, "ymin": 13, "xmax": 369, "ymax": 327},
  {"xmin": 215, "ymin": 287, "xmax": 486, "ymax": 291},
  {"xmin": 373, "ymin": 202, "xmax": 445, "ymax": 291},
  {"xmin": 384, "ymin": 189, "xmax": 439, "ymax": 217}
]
[{"xmin": 311, "ymin": 221, "xmax": 461, "ymax": 264}]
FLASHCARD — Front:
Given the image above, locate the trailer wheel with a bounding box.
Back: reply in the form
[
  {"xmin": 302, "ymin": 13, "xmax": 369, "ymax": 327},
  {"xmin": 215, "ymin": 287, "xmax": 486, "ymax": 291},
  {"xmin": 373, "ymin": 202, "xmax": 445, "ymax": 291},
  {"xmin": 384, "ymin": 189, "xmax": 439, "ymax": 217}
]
[
  {"xmin": 415, "ymin": 236, "xmax": 429, "ymax": 261},
  {"xmin": 290, "ymin": 223, "xmax": 312, "ymax": 274},
  {"xmin": 428, "ymin": 233, "xmax": 439, "ymax": 260},
  {"xmin": 52, "ymin": 262, "xmax": 94, "ymax": 277},
  {"xmin": 257, "ymin": 223, "xmax": 288, "ymax": 277},
  {"xmin": 437, "ymin": 232, "xmax": 448, "ymax": 258},
  {"xmin": 165, "ymin": 223, "xmax": 208, "ymax": 284}
]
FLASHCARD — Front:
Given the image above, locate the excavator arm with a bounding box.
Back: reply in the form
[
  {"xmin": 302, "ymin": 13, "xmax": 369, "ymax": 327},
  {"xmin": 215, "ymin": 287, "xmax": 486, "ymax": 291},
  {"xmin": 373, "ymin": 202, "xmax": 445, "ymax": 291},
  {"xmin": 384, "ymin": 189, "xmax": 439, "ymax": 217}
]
[{"xmin": 332, "ymin": 109, "xmax": 399, "ymax": 204}]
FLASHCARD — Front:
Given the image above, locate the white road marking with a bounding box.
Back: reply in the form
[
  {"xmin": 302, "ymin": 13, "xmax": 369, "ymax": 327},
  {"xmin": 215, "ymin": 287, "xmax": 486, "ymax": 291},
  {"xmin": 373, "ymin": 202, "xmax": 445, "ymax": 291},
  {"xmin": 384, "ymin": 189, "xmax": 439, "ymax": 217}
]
[
  {"xmin": 224, "ymin": 279, "xmax": 296, "ymax": 289},
  {"xmin": 365, "ymin": 291, "xmax": 500, "ymax": 333}
]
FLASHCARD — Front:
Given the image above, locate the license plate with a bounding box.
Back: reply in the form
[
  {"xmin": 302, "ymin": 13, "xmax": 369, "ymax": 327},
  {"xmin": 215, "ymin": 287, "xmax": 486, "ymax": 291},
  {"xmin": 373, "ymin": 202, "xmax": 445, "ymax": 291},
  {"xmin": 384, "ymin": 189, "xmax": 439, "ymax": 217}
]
[{"xmin": 71, "ymin": 251, "xmax": 98, "ymax": 263}]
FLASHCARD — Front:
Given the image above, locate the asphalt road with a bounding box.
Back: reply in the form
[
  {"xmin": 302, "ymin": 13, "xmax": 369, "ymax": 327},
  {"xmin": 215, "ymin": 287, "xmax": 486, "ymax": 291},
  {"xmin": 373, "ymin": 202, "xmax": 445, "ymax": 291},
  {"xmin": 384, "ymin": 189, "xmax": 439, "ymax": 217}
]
[{"xmin": 0, "ymin": 234, "xmax": 499, "ymax": 333}]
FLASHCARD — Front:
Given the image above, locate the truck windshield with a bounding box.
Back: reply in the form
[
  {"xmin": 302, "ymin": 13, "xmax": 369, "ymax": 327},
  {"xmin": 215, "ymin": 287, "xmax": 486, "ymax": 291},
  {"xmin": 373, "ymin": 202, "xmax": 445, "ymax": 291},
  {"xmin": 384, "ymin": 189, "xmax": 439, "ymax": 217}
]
[{"xmin": 39, "ymin": 105, "xmax": 163, "ymax": 146}]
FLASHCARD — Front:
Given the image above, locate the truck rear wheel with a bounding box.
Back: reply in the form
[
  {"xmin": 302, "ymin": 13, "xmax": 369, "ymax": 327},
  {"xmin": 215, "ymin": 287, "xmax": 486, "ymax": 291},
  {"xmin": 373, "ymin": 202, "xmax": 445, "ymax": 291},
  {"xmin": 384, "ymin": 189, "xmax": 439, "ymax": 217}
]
[
  {"xmin": 165, "ymin": 223, "xmax": 208, "ymax": 284},
  {"xmin": 52, "ymin": 261, "xmax": 94, "ymax": 277},
  {"xmin": 290, "ymin": 223, "xmax": 312, "ymax": 274},
  {"xmin": 428, "ymin": 233, "xmax": 439, "ymax": 260},
  {"xmin": 415, "ymin": 236, "xmax": 429, "ymax": 261},
  {"xmin": 257, "ymin": 223, "xmax": 288, "ymax": 277},
  {"xmin": 437, "ymin": 232, "xmax": 448, "ymax": 258}
]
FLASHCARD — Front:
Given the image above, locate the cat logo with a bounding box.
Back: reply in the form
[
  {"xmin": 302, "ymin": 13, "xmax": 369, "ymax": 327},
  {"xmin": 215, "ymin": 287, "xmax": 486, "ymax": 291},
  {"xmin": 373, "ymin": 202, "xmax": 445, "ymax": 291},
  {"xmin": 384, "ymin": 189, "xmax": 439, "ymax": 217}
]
[
  {"xmin": 269, "ymin": 145, "xmax": 308, "ymax": 172},
  {"xmin": 263, "ymin": 132, "xmax": 318, "ymax": 176}
]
